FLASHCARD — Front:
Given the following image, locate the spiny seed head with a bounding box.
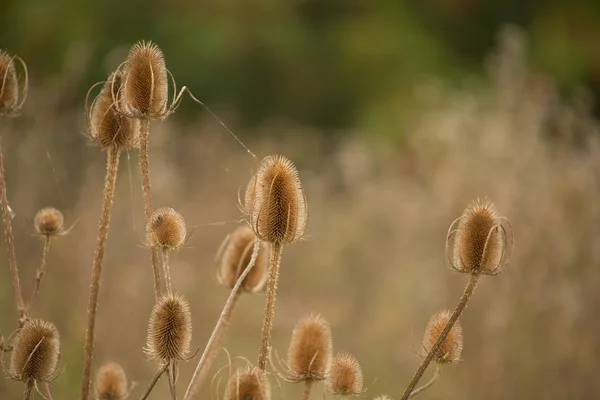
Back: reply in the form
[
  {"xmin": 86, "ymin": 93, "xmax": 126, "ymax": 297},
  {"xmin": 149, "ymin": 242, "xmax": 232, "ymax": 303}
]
[
  {"xmin": 10, "ymin": 319, "xmax": 60, "ymax": 382},
  {"xmin": 216, "ymin": 225, "xmax": 270, "ymax": 293},
  {"xmin": 94, "ymin": 362, "xmax": 128, "ymax": 400},
  {"xmin": 34, "ymin": 207, "xmax": 64, "ymax": 237},
  {"xmin": 224, "ymin": 367, "xmax": 270, "ymax": 400},
  {"xmin": 422, "ymin": 311, "xmax": 463, "ymax": 364},
  {"xmin": 248, "ymin": 155, "xmax": 307, "ymax": 244},
  {"xmin": 145, "ymin": 293, "xmax": 192, "ymax": 361},
  {"xmin": 122, "ymin": 41, "xmax": 169, "ymax": 119},
  {"xmin": 326, "ymin": 352, "xmax": 363, "ymax": 396},
  {"xmin": 88, "ymin": 71, "xmax": 139, "ymax": 150},
  {"xmin": 452, "ymin": 198, "xmax": 510, "ymax": 275},
  {"xmin": 287, "ymin": 314, "xmax": 333, "ymax": 381},
  {"xmin": 373, "ymin": 396, "xmax": 393, "ymax": 400},
  {"xmin": 0, "ymin": 50, "xmax": 19, "ymax": 115},
  {"xmin": 146, "ymin": 207, "xmax": 187, "ymax": 250}
]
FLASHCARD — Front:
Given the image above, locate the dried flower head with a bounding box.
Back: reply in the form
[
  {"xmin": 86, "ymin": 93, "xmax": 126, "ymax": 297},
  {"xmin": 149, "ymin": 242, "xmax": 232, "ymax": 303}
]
[
  {"xmin": 9, "ymin": 319, "xmax": 60, "ymax": 383},
  {"xmin": 87, "ymin": 71, "xmax": 139, "ymax": 150},
  {"xmin": 224, "ymin": 367, "xmax": 270, "ymax": 400},
  {"xmin": 286, "ymin": 314, "xmax": 333, "ymax": 381},
  {"xmin": 145, "ymin": 293, "xmax": 192, "ymax": 361},
  {"xmin": 94, "ymin": 362, "xmax": 128, "ymax": 400},
  {"xmin": 33, "ymin": 207, "xmax": 65, "ymax": 237},
  {"xmin": 248, "ymin": 155, "xmax": 307, "ymax": 244},
  {"xmin": 326, "ymin": 352, "xmax": 363, "ymax": 397},
  {"xmin": 422, "ymin": 311, "xmax": 463, "ymax": 364},
  {"xmin": 449, "ymin": 198, "xmax": 512, "ymax": 275},
  {"xmin": 120, "ymin": 41, "xmax": 169, "ymax": 119},
  {"xmin": 216, "ymin": 225, "xmax": 270, "ymax": 293},
  {"xmin": 0, "ymin": 49, "xmax": 27, "ymax": 116},
  {"xmin": 146, "ymin": 207, "xmax": 187, "ymax": 250}
]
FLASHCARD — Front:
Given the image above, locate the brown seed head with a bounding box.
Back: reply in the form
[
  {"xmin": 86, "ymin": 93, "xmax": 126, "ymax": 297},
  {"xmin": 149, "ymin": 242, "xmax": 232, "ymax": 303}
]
[
  {"xmin": 121, "ymin": 41, "xmax": 169, "ymax": 119},
  {"xmin": 0, "ymin": 50, "xmax": 19, "ymax": 115},
  {"xmin": 145, "ymin": 293, "xmax": 192, "ymax": 361},
  {"xmin": 216, "ymin": 225, "xmax": 270, "ymax": 293},
  {"xmin": 453, "ymin": 199, "xmax": 507, "ymax": 275},
  {"xmin": 94, "ymin": 362, "xmax": 128, "ymax": 400},
  {"xmin": 10, "ymin": 319, "xmax": 60, "ymax": 382},
  {"xmin": 34, "ymin": 207, "xmax": 64, "ymax": 237},
  {"xmin": 326, "ymin": 352, "xmax": 363, "ymax": 396},
  {"xmin": 422, "ymin": 311, "xmax": 463, "ymax": 364},
  {"xmin": 249, "ymin": 155, "xmax": 307, "ymax": 244},
  {"xmin": 287, "ymin": 314, "xmax": 333, "ymax": 381},
  {"xmin": 224, "ymin": 367, "xmax": 270, "ymax": 400},
  {"xmin": 88, "ymin": 71, "xmax": 140, "ymax": 150},
  {"xmin": 146, "ymin": 207, "xmax": 187, "ymax": 250}
]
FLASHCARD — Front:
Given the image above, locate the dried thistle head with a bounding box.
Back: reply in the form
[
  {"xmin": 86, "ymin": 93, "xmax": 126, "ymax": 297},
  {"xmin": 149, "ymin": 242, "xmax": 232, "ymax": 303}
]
[
  {"xmin": 449, "ymin": 198, "xmax": 512, "ymax": 275},
  {"xmin": 248, "ymin": 155, "xmax": 307, "ymax": 244},
  {"xmin": 120, "ymin": 41, "xmax": 169, "ymax": 119},
  {"xmin": 34, "ymin": 207, "xmax": 65, "ymax": 237},
  {"xmin": 9, "ymin": 319, "xmax": 60, "ymax": 383},
  {"xmin": 216, "ymin": 225, "xmax": 269, "ymax": 293},
  {"xmin": 326, "ymin": 352, "xmax": 363, "ymax": 397},
  {"xmin": 88, "ymin": 71, "xmax": 139, "ymax": 150},
  {"xmin": 422, "ymin": 311, "xmax": 463, "ymax": 364},
  {"xmin": 94, "ymin": 362, "xmax": 128, "ymax": 400},
  {"xmin": 146, "ymin": 207, "xmax": 187, "ymax": 250},
  {"xmin": 286, "ymin": 314, "xmax": 333, "ymax": 381},
  {"xmin": 224, "ymin": 367, "xmax": 270, "ymax": 400},
  {"xmin": 145, "ymin": 293, "xmax": 192, "ymax": 361},
  {"xmin": 0, "ymin": 49, "xmax": 27, "ymax": 116}
]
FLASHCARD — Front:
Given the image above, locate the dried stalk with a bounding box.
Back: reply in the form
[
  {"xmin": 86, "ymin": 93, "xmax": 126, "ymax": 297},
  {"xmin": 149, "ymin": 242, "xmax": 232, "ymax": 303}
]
[
  {"xmin": 28, "ymin": 235, "xmax": 51, "ymax": 313},
  {"xmin": 301, "ymin": 380, "xmax": 314, "ymax": 400},
  {"xmin": 257, "ymin": 242, "xmax": 282, "ymax": 371},
  {"xmin": 408, "ymin": 364, "xmax": 441, "ymax": 399},
  {"xmin": 140, "ymin": 363, "xmax": 169, "ymax": 400}
]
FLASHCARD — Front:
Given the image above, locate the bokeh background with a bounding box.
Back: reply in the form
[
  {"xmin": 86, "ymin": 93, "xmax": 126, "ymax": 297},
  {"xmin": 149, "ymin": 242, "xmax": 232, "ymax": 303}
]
[{"xmin": 1, "ymin": 1, "xmax": 600, "ymax": 399}]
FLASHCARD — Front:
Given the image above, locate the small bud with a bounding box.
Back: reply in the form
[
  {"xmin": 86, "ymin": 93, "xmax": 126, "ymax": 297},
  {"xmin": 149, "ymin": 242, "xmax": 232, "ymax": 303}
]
[
  {"xmin": 422, "ymin": 311, "xmax": 463, "ymax": 364},
  {"xmin": 248, "ymin": 155, "xmax": 307, "ymax": 244},
  {"xmin": 10, "ymin": 319, "xmax": 60, "ymax": 383},
  {"xmin": 224, "ymin": 367, "xmax": 270, "ymax": 400},
  {"xmin": 34, "ymin": 207, "xmax": 64, "ymax": 237},
  {"xmin": 0, "ymin": 50, "xmax": 26, "ymax": 116},
  {"xmin": 326, "ymin": 352, "xmax": 363, "ymax": 397},
  {"xmin": 94, "ymin": 362, "xmax": 128, "ymax": 400},
  {"xmin": 216, "ymin": 225, "xmax": 269, "ymax": 293},
  {"xmin": 145, "ymin": 293, "xmax": 192, "ymax": 361},
  {"xmin": 146, "ymin": 207, "xmax": 187, "ymax": 250},
  {"xmin": 287, "ymin": 314, "xmax": 332, "ymax": 381}
]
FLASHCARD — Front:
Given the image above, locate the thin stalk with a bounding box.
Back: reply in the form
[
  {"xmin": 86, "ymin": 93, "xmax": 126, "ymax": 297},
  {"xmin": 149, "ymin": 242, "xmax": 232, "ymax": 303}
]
[
  {"xmin": 183, "ymin": 240, "xmax": 260, "ymax": 400},
  {"xmin": 80, "ymin": 146, "xmax": 121, "ymax": 400},
  {"xmin": 301, "ymin": 380, "xmax": 314, "ymax": 400},
  {"xmin": 408, "ymin": 364, "xmax": 441, "ymax": 399},
  {"xmin": 399, "ymin": 273, "xmax": 480, "ymax": 400},
  {"xmin": 28, "ymin": 235, "xmax": 51, "ymax": 313},
  {"xmin": 168, "ymin": 361, "xmax": 177, "ymax": 400},
  {"xmin": 140, "ymin": 363, "xmax": 169, "ymax": 400},
  {"xmin": 257, "ymin": 242, "xmax": 283, "ymax": 371},
  {"xmin": 162, "ymin": 249, "xmax": 172, "ymax": 296},
  {"xmin": 23, "ymin": 380, "xmax": 33, "ymax": 400},
  {"xmin": 139, "ymin": 118, "xmax": 162, "ymax": 300},
  {"xmin": 0, "ymin": 140, "xmax": 25, "ymax": 322}
]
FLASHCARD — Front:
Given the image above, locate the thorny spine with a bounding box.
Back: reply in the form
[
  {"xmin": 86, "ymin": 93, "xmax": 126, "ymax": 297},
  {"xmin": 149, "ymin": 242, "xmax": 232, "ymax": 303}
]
[{"xmin": 257, "ymin": 242, "xmax": 282, "ymax": 371}]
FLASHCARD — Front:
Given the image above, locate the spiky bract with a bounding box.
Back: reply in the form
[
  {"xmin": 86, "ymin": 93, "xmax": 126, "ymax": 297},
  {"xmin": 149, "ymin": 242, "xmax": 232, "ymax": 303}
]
[{"xmin": 0, "ymin": 50, "xmax": 19, "ymax": 115}]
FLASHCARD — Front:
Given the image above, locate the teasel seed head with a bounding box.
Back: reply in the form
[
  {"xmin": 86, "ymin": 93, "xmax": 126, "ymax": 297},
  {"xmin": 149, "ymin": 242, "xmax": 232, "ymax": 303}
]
[
  {"xmin": 34, "ymin": 207, "xmax": 64, "ymax": 237},
  {"xmin": 248, "ymin": 155, "xmax": 307, "ymax": 244},
  {"xmin": 450, "ymin": 198, "xmax": 513, "ymax": 275},
  {"xmin": 422, "ymin": 310, "xmax": 463, "ymax": 364},
  {"xmin": 326, "ymin": 352, "xmax": 363, "ymax": 397},
  {"xmin": 146, "ymin": 207, "xmax": 187, "ymax": 250},
  {"xmin": 216, "ymin": 225, "xmax": 270, "ymax": 293},
  {"xmin": 373, "ymin": 395, "xmax": 392, "ymax": 400},
  {"xmin": 9, "ymin": 319, "xmax": 60, "ymax": 383},
  {"xmin": 224, "ymin": 367, "xmax": 270, "ymax": 400},
  {"xmin": 287, "ymin": 314, "xmax": 333, "ymax": 381},
  {"xmin": 0, "ymin": 49, "xmax": 27, "ymax": 116},
  {"xmin": 145, "ymin": 293, "xmax": 192, "ymax": 361},
  {"xmin": 121, "ymin": 41, "xmax": 169, "ymax": 119},
  {"xmin": 94, "ymin": 362, "xmax": 128, "ymax": 400},
  {"xmin": 87, "ymin": 71, "xmax": 140, "ymax": 150}
]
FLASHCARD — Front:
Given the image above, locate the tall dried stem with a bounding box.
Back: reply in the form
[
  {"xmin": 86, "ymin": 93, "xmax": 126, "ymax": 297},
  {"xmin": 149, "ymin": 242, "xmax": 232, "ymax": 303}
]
[
  {"xmin": 399, "ymin": 274, "xmax": 480, "ymax": 400},
  {"xmin": 162, "ymin": 250, "xmax": 173, "ymax": 296},
  {"xmin": 28, "ymin": 235, "xmax": 51, "ymax": 313},
  {"xmin": 408, "ymin": 364, "xmax": 441, "ymax": 399},
  {"xmin": 23, "ymin": 380, "xmax": 33, "ymax": 400},
  {"xmin": 301, "ymin": 380, "xmax": 314, "ymax": 400},
  {"xmin": 81, "ymin": 146, "xmax": 121, "ymax": 400},
  {"xmin": 257, "ymin": 242, "xmax": 283, "ymax": 371}
]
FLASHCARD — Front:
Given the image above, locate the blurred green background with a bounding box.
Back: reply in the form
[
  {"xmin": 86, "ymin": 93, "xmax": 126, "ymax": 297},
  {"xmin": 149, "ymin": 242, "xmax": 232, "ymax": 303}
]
[{"xmin": 1, "ymin": 1, "xmax": 600, "ymax": 400}]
